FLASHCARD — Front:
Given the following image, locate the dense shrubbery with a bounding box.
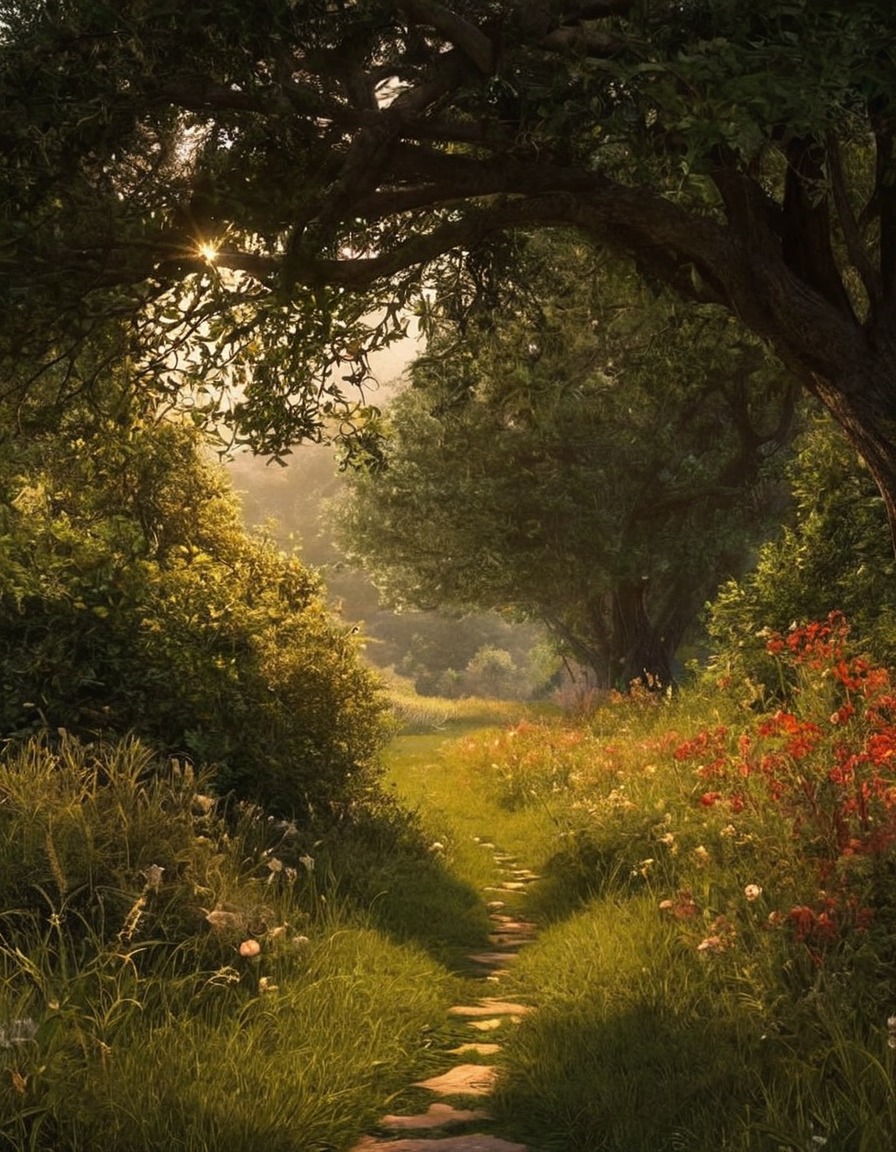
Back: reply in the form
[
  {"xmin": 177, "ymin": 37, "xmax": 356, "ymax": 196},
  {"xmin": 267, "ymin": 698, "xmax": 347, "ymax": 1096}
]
[
  {"xmin": 0, "ymin": 409, "xmax": 390, "ymax": 815},
  {"xmin": 708, "ymin": 413, "xmax": 896, "ymax": 689}
]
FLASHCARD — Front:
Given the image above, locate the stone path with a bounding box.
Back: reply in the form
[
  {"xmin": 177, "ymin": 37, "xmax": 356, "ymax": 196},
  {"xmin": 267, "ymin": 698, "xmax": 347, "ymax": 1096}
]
[{"xmin": 350, "ymin": 838, "xmax": 540, "ymax": 1152}]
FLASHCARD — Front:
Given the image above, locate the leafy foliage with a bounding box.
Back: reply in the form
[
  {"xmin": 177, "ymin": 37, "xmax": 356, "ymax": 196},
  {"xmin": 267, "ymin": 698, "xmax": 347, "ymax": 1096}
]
[
  {"xmin": 335, "ymin": 238, "xmax": 796, "ymax": 687},
  {"xmin": 707, "ymin": 414, "xmax": 896, "ymax": 686},
  {"xmin": 3, "ymin": 0, "xmax": 896, "ymax": 553},
  {"xmin": 0, "ymin": 401, "xmax": 389, "ymax": 815}
]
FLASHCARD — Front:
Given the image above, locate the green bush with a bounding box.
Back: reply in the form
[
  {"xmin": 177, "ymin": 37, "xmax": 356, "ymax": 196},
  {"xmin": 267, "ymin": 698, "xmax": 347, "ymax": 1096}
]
[
  {"xmin": 0, "ymin": 411, "xmax": 390, "ymax": 815},
  {"xmin": 706, "ymin": 413, "xmax": 896, "ymax": 690}
]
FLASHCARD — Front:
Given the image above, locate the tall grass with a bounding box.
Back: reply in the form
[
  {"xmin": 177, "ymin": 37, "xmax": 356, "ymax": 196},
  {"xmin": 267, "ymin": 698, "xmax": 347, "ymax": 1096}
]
[
  {"xmin": 0, "ymin": 735, "xmax": 454, "ymax": 1151},
  {"xmin": 387, "ymin": 624, "xmax": 896, "ymax": 1151}
]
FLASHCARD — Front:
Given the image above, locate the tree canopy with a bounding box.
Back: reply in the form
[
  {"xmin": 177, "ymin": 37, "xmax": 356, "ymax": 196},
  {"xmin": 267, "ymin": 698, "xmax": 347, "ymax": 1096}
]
[
  {"xmin": 335, "ymin": 239, "xmax": 796, "ymax": 687},
  {"xmin": 2, "ymin": 0, "xmax": 896, "ymax": 537}
]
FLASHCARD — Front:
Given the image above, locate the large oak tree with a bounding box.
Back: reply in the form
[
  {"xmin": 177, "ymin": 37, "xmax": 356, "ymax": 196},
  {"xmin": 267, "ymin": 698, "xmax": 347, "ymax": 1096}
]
[
  {"xmin": 335, "ymin": 240, "xmax": 795, "ymax": 687},
  {"xmin": 3, "ymin": 0, "xmax": 896, "ymax": 539}
]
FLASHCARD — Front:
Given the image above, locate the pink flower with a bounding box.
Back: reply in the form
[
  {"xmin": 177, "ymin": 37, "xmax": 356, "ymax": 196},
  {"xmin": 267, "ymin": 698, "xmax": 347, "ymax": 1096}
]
[{"xmin": 239, "ymin": 939, "xmax": 261, "ymax": 958}]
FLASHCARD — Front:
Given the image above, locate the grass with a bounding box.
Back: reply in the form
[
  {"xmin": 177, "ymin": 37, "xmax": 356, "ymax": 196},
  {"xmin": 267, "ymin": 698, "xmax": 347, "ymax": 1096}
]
[
  {"xmin": 0, "ymin": 735, "xmax": 459, "ymax": 1152},
  {"xmin": 5, "ymin": 629, "xmax": 896, "ymax": 1151},
  {"xmin": 381, "ymin": 648, "xmax": 896, "ymax": 1152}
]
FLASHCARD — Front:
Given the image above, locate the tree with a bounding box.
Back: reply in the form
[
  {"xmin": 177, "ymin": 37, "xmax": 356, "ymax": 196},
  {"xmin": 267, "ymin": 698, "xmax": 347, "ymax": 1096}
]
[
  {"xmin": 3, "ymin": 0, "xmax": 896, "ymax": 542},
  {"xmin": 334, "ymin": 241, "xmax": 795, "ymax": 687}
]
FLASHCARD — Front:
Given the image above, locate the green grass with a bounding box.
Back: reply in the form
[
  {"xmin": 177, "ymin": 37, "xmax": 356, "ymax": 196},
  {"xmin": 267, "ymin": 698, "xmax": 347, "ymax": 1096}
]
[
  {"xmin": 383, "ymin": 730, "xmax": 559, "ymax": 898},
  {"xmin": 6, "ymin": 646, "xmax": 896, "ymax": 1152},
  {"xmin": 0, "ymin": 736, "xmax": 458, "ymax": 1152},
  {"xmin": 382, "ymin": 677, "xmax": 896, "ymax": 1152}
]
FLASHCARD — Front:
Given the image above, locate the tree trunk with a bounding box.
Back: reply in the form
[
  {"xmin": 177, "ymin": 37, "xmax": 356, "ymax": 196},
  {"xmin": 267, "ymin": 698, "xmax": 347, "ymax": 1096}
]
[
  {"xmin": 806, "ymin": 360, "xmax": 896, "ymax": 554},
  {"xmin": 610, "ymin": 581, "xmax": 676, "ymax": 691}
]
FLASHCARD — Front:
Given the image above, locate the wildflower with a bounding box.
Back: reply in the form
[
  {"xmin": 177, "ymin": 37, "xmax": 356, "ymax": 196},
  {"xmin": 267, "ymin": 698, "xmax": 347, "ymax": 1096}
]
[
  {"xmin": 744, "ymin": 884, "xmax": 763, "ymax": 902},
  {"xmin": 205, "ymin": 907, "xmax": 247, "ymax": 934},
  {"xmin": 700, "ymin": 791, "xmax": 722, "ymax": 807},
  {"xmin": 239, "ymin": 939, "xmax": 261, "ymax": 958},
  {"xmin": 429, "ymin": 841, "xmax": 445, "ymax": 853},
  {"xmin": 720, "ymin": 824, "xmax": 737, "ymax": 838},
  {"xmin": 299, "ymin": 854, "xmax": 315, "ymax": 872},
  {"xmin": 142, "ymin": 864, "xmax": 165, "ymax": 891},
  {"xmin": 887, "ymin": 1015, "xmax": 896, "ymax": 1049},
  {"xmin": 659, "ymin": 890, "xmax": 697, "ymax": 919},
  {"xmin": 697, "ymin": 935, "xmax": 725, "ymax": 954},
  {"xmin": 658, "ymin": 832, "xmax": 676, "ymax": 847},
  {"xmin": 258, "ymin": 977, "xmax": 278, "ymax": 994},
  {"xmin": 292, "ymin": 935, "xmax": 310, "ymax": 947},
  {"xmin": 266, "ymin": 856, "xmax": 284, "ymax": 884},
  {"xmin": 692, "ymin": 845, "xmax": 710, "ymax": 867}
]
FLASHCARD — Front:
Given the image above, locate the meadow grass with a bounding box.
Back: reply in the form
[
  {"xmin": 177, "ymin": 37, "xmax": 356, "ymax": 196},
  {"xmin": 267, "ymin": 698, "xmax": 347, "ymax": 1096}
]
[
  {"xmin": 381, "ymin": 639, "xmax": 896, "ymax": 1152},
  {"xmin": 5, "ymin": 628, "xmax": 896, "ymax": 1152},
  {"xmin": 0, "ymin": 735, "xmax": 459, "ymax": 1152}
]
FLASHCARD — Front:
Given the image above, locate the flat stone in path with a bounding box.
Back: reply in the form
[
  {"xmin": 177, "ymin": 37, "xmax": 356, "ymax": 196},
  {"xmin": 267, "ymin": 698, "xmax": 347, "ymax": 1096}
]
[
  {"xmin": 449, "ymin": 1042, "xmax": 502, "ymax": 1056},
  {"xmin": 468, "ymin": 952, "xmax": 520, "ymax": 967},
  {"xmin": 378, "ymin": 1103, "xmax": 491, "ymax": 1131},
  {"xmin": 449, "ymin": 999, "xmax": 533, "ymax": 1018},
  {"xmin": 467, "ymin": 1018, "xmax": 505, "ymax": 1031},
  {"xmin": 491, "ymin": 918, "xmax": 537, "ymax": 933},
  {"xmin": 352, "ymin": 1136, "xmax": 529, "ymax": 1152},
  {"xmin": 485, "ymin": 900, "xmax": 506, "ymax": 910},
  {"xmin": 414, "ymin": 1064, "xmax": 497, "ymax": 1096}
]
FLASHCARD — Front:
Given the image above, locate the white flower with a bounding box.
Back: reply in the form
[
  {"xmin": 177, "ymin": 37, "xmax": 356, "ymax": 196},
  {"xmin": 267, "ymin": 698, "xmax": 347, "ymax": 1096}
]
[
  {"xmin": 744, "ymin": 884, "xmax": 763, "ymax": 902},
  {"xmin": 299, "ymin": 854, "xmax": 315, "ymax": 872},
  {"xmin": 142, "ymin": 864, "xmax": 165, "ymax": 891}
]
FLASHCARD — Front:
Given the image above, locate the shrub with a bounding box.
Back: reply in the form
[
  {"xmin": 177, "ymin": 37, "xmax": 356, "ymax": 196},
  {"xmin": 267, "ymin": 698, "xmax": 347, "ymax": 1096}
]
[
  {"xmin": 707, "ymin": 413, "xmax": 896, "ymax": 688},
  {"xmin": 0, "ymin": 411, "xmax": 390, "ymax": 815}
]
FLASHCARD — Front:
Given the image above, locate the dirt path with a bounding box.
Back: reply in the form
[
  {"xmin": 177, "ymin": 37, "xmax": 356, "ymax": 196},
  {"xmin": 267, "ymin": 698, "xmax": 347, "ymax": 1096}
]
[{"xmin": 350, "ymin": 840, "xmax": 541, "ymax": 1152}]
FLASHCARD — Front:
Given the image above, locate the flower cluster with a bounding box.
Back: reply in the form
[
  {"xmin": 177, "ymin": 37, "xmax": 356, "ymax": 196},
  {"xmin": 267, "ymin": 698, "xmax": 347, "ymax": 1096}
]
[{"xmin": 669, "ymin": 615, "xmax": 891, "ymax": 961}]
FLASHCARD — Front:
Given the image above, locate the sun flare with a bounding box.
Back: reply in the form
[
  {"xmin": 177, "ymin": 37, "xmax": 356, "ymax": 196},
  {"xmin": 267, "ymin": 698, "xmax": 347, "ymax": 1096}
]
[{"xmin": 197, "ymin": 241, "xmax": 218, "ymax": 263}]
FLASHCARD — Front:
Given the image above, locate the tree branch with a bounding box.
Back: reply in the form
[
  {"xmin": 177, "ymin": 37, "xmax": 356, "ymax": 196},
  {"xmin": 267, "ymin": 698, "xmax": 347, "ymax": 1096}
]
[
  {"xmin": 827, "ymin": 133, "xmax": 882, "ymax": 308},
  {"xmin": 781, "ymin": 136, "xmax": 856, "ymax": 319},
  {"xmin": 393, "ymin": 0, "xmax": 494, "ymax": 74},
  {"xmin": 540, "ymin": 25, "xmax": 622, "ymax": 57}
]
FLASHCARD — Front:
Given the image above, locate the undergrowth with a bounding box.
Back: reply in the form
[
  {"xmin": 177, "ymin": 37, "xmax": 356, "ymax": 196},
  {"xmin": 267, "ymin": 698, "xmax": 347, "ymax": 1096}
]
[
  {"xmin": 390, "ymin": 616, "xmax": 896, "ymax": 1151},
  {"xmin": 0, "ymin": 735, "xmax": 455, "ymax": 1151}
]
